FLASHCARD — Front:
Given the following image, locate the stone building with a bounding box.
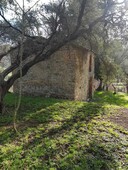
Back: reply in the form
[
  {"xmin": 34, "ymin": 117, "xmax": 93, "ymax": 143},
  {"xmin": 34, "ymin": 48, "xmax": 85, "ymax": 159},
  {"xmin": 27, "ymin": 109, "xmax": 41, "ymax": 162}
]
[{"xmin": 13, "ymin": 45, "xmax": 94, "ymax": 101}]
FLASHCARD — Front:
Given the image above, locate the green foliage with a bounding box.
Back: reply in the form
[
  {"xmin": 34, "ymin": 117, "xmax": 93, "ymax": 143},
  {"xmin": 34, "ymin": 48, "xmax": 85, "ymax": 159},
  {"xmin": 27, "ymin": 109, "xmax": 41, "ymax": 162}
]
[
  {"xmin": 95, "ymin": 39, "xmax": 126, "ymax": 83},
  {"xmin": 0, "ymin": 92, "xmax": 128, "ymax": 169},
  {"xmin": 99, "ymin": 58, "xmax": 122, "ymax": 84}
]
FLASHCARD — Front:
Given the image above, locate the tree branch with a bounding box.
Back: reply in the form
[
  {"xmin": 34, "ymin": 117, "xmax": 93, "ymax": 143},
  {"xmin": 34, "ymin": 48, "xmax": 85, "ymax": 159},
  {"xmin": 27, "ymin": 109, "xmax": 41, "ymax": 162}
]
[
  {"xmin": 0, "ymin": 12, "xmax": 35, "ymax": 38},
  {"xmin": 73, "ymin": 0, "xmax": 87, "ymax": 34}
]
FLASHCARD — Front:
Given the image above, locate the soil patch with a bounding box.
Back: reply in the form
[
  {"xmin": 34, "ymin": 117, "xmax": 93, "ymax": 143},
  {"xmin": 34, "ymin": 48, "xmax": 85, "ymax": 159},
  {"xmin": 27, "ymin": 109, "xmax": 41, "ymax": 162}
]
[{"xmin": 109, "ymin": 108, "xmax": 128, "ymax": 130}]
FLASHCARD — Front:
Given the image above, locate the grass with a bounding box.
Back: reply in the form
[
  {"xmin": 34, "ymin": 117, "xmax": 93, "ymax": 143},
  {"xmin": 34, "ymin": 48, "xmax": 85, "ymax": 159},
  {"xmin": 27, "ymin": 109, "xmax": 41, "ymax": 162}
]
[
  {"xmin": 0, "ymin": 91, "xmax": 128, "ymax": 170},
  {"xmin": 94, "ymin": 91, "xmax": 128, "ymax": 107}
]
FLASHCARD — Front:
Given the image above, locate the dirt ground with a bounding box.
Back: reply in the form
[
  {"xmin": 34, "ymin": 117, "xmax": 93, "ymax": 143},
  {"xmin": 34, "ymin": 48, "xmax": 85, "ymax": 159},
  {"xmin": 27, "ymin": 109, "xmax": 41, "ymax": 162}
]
[{"xmin": 109, "ymin": 108, "xmax": 128, "ymax": 130}]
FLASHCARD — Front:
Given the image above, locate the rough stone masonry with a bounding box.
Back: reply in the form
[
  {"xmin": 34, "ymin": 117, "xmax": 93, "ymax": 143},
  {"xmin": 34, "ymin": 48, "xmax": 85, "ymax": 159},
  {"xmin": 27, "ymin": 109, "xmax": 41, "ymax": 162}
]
[{"xmin": 13, "ymin": 44, "xmax": 94, "ymax": 101}]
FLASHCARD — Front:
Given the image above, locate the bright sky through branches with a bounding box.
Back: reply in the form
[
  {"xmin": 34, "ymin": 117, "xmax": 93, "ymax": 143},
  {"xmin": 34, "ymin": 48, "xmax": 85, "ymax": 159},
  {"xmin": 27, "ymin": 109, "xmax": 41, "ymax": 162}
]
[
  {"xmin": 5, "ymin": 0, "xmax": 128, "ymax": 20},
  {"xmin": 5, "ymin": 0, "xmax": 50, "ymax": 19},
  {"xmin": 16, "ymin": 0, "xmax": 50, "ymax": 9}
]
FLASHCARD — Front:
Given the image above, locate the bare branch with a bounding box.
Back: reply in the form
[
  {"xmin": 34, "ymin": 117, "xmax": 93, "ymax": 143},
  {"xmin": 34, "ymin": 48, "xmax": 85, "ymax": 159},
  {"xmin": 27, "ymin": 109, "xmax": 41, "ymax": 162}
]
[{"xmin": 0, "ymin": 12, "xmax": 35, "ymax": 38}]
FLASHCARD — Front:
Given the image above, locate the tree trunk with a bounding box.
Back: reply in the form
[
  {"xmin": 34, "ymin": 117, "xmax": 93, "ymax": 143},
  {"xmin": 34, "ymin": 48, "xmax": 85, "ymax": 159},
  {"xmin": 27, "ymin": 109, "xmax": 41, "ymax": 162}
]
[
  {"xmin": 96, "ymin": 79, "xmax": 103, "ymax": 91},
  {"xmin": 0, "ymin": 100, "xmax": 3, "ymax": 114},
  {"xmin": 106, "ymin": 84, "xmax": 108, "ymax": 91},
  {"xmin": 0, "ymin": 87, "xmax": 3, "ymax": 114},
  {"xmin": 126, "ymin": 85, "xmax": 128, "ymax": 93},
  {"xmin": 102, "ymin": 85, "xmax": 105, "ymax": 91},
  {"xmin": 112, "ymin": 84, "xmax": 116, "ymax": 94},
  {"xmin": 0, "ymin": 85, "xmax": 6, "ymax": 114}
]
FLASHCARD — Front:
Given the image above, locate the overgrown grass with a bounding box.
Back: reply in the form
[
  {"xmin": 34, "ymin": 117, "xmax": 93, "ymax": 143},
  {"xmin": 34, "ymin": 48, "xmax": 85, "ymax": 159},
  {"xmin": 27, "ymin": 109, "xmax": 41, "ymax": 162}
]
[{"xmin": 0, "ymin": 92, "xmax": 128, "ymax": 170}]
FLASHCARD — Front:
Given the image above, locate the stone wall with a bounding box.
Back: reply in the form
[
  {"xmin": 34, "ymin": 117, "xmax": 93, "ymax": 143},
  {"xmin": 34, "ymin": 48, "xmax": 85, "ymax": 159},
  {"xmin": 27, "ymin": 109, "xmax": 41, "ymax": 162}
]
[{"xmin": 13, "ymin": 45, "xmax": 94, "ymax": 101}]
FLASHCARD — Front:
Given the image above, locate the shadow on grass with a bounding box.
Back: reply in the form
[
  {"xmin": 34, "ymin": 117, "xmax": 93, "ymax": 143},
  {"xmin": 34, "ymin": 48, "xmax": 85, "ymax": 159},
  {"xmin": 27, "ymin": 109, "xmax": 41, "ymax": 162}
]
[
  {"xmin": 35, "ymin": 103, "xmax": 105, "ymax": 138},
  {"xmin": 0, "ymin": 132, "xmax": 120, "ymax": 170},
  {"xmin": 0, "ymin": 93, "xmax": 64, "ymax": 144},
  {"xmin": 0, "ymin": 101, "xmax": 105, "ymax": 144},
  {"xmin": 0, "ymin": 91, "xmax": 116, "ymax": 145},
  {"xmin": 1, "ymin": 93, "xmax": 63, "ymax": 125},
  {"xmin": 0, "ymin": 92, "xmax": 127, "ymax": 169},
  {"xmin": 49, "ymin": 138, "xmax": 119, "ymax": 170}
]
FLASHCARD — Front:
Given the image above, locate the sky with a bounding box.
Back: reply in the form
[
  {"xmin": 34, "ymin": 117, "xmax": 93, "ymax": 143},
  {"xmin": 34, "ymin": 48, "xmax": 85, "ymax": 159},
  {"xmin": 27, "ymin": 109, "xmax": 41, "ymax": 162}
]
[
  {"xmin": 16, "ymin": 0, "xmax": 50, "ymax": 9},
  {"xmin": 13, "ymin": 0, "xmax": 128, "ymax": 12},
  {"xmin": 5, "ymin": 0, "xmax": 128, "ymax": 20},
  {"xmin": 5, "ymin": 0, "xmax": 51, "ymax": 19}
]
